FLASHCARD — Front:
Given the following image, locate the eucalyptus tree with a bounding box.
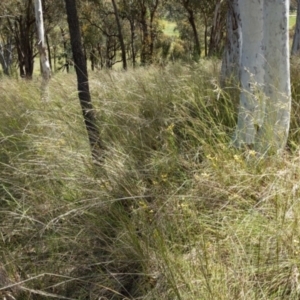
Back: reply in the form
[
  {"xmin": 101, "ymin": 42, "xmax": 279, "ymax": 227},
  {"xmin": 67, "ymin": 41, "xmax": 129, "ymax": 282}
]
[
  {"xmin": 179, "ymin": 0, "xmax": 201, "ymax": 60},
  {"xmin": 111, "ymin": 0, "xmax": 127, "ymax": 69},
  {"xmin": 34, "ymin": 0, "xmax": 51, "ymax": 101},
  {"xmin": 41, "ymin": 0, "xmax": 66, "ymax": 72},
  {"xmin": 1, "ymin": 0, "xmax": 36, "ymax": 78},
  {"xmin": 135, "ymin": 0, "xmax": 161, "ymax": 65},
  {"xmin": 258, "ymin": 0, "xmax": 291, "ymax": 151},
  {"xmin": 234, "ymin": 0, "xmax": 265, "ymax": 147},
  {"xmin": 0, "ymin": 0, "xmax": 64, "ymax": 78},
  {"xmin": 119, "ymin": 0, "xmax": 139, "ymax": 67},
  {"xmin": 207, "ymin": 0, "xmax": 226, "ymax": 57},
  {"xmin": 34, "ymin": 0, "xmax": 51, "ymax": 83},
  {"xmin": 168, "ymin": 0, "xmax": 224, "ymax": 60},
  {"xmin": 65, "ymin": 0, "xmax": 105, "ymax": 162},
  {"xmin": 198, "ymin": 0, "xmax": 219, "ymax": 56},
  {"xmin": 81, "ymin": 0, "xmax": 121, "ymax": 69},
  {"xmin": 0, "ymin": 25, "xmax": 13, "ymax": 76},
  {"xmin": 234, "ymin": 0, "xmax": 291, "ymax": 153},
  {"xmin": 220, "ymin": 0, "xmax": 241, "ymax": 84}
]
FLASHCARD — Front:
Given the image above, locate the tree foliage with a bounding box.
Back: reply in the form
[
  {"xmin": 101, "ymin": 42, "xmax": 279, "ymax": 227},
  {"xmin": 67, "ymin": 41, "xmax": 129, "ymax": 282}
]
[{"xmin": 0, "ymin": 0, "xmax": 227, "ymax": 75}]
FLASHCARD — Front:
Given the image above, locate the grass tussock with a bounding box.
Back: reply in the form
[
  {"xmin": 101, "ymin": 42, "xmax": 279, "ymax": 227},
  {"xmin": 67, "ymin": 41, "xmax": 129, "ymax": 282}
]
[{"xmin": 1, "ymin": 61, "xmax": 300, "ymax": 299}]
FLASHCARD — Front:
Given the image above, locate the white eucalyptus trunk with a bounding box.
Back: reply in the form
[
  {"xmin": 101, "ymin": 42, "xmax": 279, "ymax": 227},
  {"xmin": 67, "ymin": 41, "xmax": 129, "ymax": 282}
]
[
  {"xmin": 257, "ymin": 0, "xmax": 291, "ymax": 152},
  {"xmin": 221, "ymin": 0, "xmax": 241, "ymax": 84},
  {"xmin": 234, "ymin": 0, "xmax": 264, "ymax": 147},
  {"xmin": 34, "ymin": 0, "xmax": 51, "ymax": 92},
  {"xmin": 291, "ymin": 0, "xmax": 300, "ymax": 55}
]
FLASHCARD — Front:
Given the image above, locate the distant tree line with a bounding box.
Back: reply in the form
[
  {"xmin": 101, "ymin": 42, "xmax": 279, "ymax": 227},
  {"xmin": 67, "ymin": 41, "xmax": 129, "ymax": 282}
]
[{"xmin": 0, "ymin": 0, "xmax": 229, "ymax": 77}]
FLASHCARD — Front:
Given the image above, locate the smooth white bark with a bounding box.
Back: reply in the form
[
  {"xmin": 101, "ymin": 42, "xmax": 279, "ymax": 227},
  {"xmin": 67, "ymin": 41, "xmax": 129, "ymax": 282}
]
[
  {"xmin": 291, "ymin": 0, "xmax": 300, "ymax": 55},
  {"xmin": 234, "ymin": 0, "xmax": 264, "ymax": 147},
  {"xmin": 234, "ymin": 0, "xmax": 291, "ymax": 152},
  {"xmin": 258, "ymin": 0, "xmax": 291, "ymax": 152},
  {"xmin": 34, "ymin": 0, "xmax": 51, "ymax": 83}
]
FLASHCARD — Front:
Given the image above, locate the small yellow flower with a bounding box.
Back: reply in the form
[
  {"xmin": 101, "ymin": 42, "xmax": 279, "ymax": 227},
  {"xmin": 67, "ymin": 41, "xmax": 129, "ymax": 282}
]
[
  {"xmin": 249, "ymin": 150, "xmax": 256, "ymax": 156},
  {"xmin": 228, "ymin": 193, "xmax": 239, "ymax": 201},
  {"xmin": 234, "ymin": 154, "xmax": 243, "ymax": 163},
  {"xmin": 57, "ymin": 139, "xmax": 66, "ymax": 147},
  {"xmin": 161, "ymin": 173, "xmax": 168, "ymax": 182},
  {"xmin": 166, "ymin": 123, "xmax": 175, "ymax": 135},
  {"xmin": 206, "ymin": 154, "xmax": 213, "ymax": 160},
  {"xmin": 206, "ymin": 154, "xmax": 218, "ymax": 161},
  {"xmin": 139, "ymin": 201, "xmax": 148, "ymax": 209}
]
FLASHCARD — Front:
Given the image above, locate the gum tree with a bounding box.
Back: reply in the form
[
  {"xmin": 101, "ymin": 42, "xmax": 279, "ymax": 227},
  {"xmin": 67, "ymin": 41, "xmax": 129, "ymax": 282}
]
[
  {"xmin": 3, "ymin": 0, "xmax": 36, "ymax": 78},
  {"xmin": 258, "ymin": 0, "xmax": 291, "ymax": 151},
  {"xmin": 34, "ymin": 0, "xmax": 51, "ymax": 98},
  {"xmin": 234, "ymin": 0, "xmax": 291, "ymax": 153},
  {"xmin": 221, "ymin": 0, "xmax": 241, "ymax": 84},
  {"xmin": 111, "ymin": 0, "xmax": 127, "ymax": 70},
  {"xmin": 65, "ymin": 0, "xmax": 105, "ymax": 162}
]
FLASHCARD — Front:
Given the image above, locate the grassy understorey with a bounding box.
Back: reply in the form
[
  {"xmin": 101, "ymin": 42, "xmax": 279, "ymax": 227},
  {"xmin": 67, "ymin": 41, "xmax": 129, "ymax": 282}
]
[{"xmin": 1, "ymin": 61, "xmax": 300, "ymax": 299}]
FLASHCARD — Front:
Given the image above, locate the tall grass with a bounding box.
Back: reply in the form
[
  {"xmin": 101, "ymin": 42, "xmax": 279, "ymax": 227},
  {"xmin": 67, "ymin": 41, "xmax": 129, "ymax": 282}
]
[{"xmin": 1, "ymin": 61, "xmax": 300, "ymax": 299}]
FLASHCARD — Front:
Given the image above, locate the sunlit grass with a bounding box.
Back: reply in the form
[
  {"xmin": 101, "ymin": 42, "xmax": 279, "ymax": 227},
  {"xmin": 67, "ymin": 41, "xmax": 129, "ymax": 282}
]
[
  {"xmin": 1, "ymin": 62, "xmax": 300, "ymax": 299},
  {"xmin": 161, "ymin": 19, "xmax": 178, "ymax": 37},
  {"xmin": 290, "ymin": 14, "xmax": 297, "ymax": 29}
]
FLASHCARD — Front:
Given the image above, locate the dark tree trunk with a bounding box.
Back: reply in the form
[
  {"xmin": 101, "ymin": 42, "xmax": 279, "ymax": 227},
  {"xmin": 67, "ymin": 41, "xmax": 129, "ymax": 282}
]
[
  {"xmin": 90, "ymin": 48, "xmax": 96, "ymax": 71},
  {"xmin": 220, "ymin": 0, "xmax": 241, "ymax": 85},
  {"xmin": 149, "ymin": 0, "xmax": 159, "ymax": 64},
  {"xmin": 129, "ymin": 19, "xmax": 136, "ymax": 67},
  {"xmin": 60, "ymin": 27, "xmax": 69, "ymax": 72},
  {"xmin": 53, "ymin": 45, "xmax": 57, "ymax": 72},
  {"xmin": 186, "ymin": 9, "xmax": 201, "ymax": 61},
  {"xmin": 204, "ymin": 18, "xmax": 208, "ymax": 57},
  {"xmin": 0, "ymin": 38, "xmax": 13, "ymax": 76},
  {"xmin": 140, "ymin": 4, "xmax": 150, "ymax": 65},
  {"xmin": 64, "ymin": 0, "xmax": 104, "ymax": 162},
  {"xmin": 111, "ymin": 0, "xmax": 127, "ymax": 70},
  {"xmin": 10, "ymin": 13, "xmax": 35, "ymax": 79},
  {"xmin": 208, "ymin": 0, "xmax": 224, "ymax": 57}
]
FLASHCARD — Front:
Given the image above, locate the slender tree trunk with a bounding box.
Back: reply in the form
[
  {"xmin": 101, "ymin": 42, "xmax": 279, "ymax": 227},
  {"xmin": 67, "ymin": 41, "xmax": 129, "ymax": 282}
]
[
  {"xmin": 204, "ymin": 18, "xmax": 208, "ymax": 57},
  {"xmin": 64, "ymin": 0, "xmax": 104, "ymax": 162},
  {"xmin": 187, "ymin": 9, "xmax": 201, "ymax": 61},
  {"xmin": 24, "ymin": 0, "xmax": 35, "ymax": 79},
  {"xmin": 208, "ymin": 0, "xmax": 223, "ymax": 57},
  {"xmin": 140, "ymin": 4, "xmax": 149, "ymax": 65},
  {"xmin": 53, "ymin": 45, "xmax": 57, "ymax": 72},
  {"xmin": 129, "ymin": 19, "xmax": 136, "ymax": 67},
  {"xmin": 90, "ymin": 48, "xmax": 95, "ymax": 71},
  {"xmin": 0, "ymin": 38, "xmax": 12, "ymax": 76},
  {"xmin": 46, "ymin": 34, "xmax": 52, "ymax": 71},
  {"xmin": 257, "ymin": 0, "xmax": 291, "ymax": 152},
  {"xmin": 12, "ymin": 14, "xmax": 35, "ymax": 79},
  {"xmin": 0, "ymin": 44, "xmax": 8, "ymax": 75},
  {"xmin": 111, "ymin": 0, "xmax": 127, "ymax": 70},
  {"xmin": 34, "ymin": 0, "xmax": 51, "ymax": 100},
  {"xmin": 233, "ymin": 0, "xmax": 264, "ymax": 147},
  {"xmin": 149, "ymin": 0, "xmax": 159, "ymax": 64},
  {"xmin": 221, "ymin": 0, "xmax": 241, "ymax": 84},
  {"xmin": 60, "ymin": 27, "xmax": 69, "ymax": 73},
  {"xmin": 292, "ymin": 0, "xmax": 300, "ymax": 55}
]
